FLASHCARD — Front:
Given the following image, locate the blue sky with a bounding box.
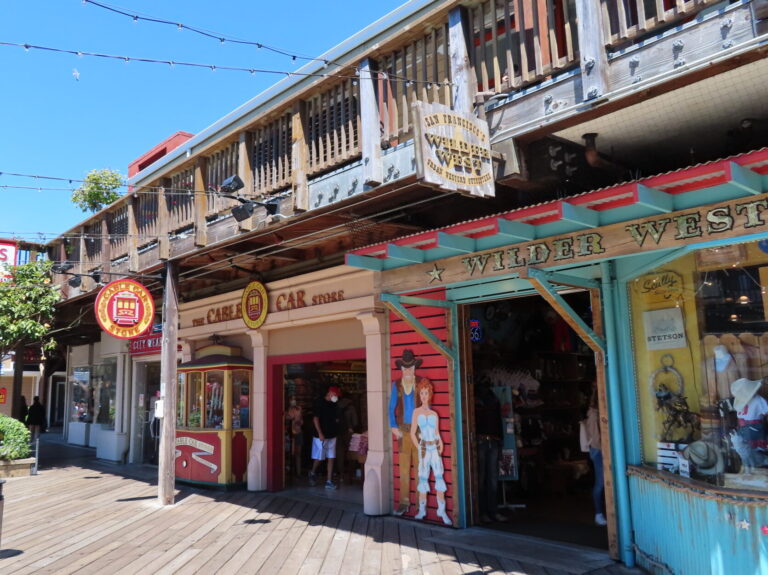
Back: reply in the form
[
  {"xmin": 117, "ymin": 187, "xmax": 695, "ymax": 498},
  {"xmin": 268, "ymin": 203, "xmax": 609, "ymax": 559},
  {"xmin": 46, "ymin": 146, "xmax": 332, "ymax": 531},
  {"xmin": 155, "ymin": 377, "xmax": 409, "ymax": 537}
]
[{"xmin": 0, "ymin": 0, "xmax": 404, "ymax": 245}]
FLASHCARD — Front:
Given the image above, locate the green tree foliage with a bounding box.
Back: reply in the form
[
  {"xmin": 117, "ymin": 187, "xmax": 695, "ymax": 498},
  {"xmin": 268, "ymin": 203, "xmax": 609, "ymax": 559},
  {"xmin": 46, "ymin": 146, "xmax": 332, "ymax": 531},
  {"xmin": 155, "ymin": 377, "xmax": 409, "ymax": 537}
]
[
  {"xmin": 71, "ymin": 168, "xmax": 124, "ymax": 213},
  {"xmin": 0, "ymin": 260, "xmax": 60, "ymax": 359},
  {"xmin": 0, "ymin": 414, "xmax": 31, "ymax": 460}
]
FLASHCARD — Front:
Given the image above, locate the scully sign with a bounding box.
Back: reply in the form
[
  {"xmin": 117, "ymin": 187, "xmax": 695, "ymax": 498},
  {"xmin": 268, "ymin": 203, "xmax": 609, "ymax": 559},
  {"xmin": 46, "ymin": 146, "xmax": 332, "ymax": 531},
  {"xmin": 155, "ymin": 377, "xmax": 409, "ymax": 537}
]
[
  {"xmin": 381, "ymin": 194, "xmax": 768, "ymax": 291},
  {"xmin": 95, "ymin": 279, "xmax": 155, "ymax": 339},
  {"xmin": 414, "ymin": 102, "xmax": 494, "ymax": 197}
]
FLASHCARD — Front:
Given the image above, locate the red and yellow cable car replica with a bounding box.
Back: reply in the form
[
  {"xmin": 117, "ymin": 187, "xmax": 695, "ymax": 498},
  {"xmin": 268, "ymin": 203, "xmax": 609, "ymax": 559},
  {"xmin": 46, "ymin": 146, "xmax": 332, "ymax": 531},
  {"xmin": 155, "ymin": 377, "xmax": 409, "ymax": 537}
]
[{"xmin": 175, "ymin": 344, "xmax": 252, "ymax": 488}]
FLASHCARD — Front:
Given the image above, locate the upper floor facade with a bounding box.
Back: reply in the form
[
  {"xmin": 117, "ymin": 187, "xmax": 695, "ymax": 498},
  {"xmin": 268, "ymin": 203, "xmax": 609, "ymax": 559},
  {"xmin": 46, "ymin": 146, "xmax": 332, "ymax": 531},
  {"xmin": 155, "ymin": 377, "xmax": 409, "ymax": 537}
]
[{"xmin": 47, "ymin": 0, "xmax": 768, "ymax": 303}]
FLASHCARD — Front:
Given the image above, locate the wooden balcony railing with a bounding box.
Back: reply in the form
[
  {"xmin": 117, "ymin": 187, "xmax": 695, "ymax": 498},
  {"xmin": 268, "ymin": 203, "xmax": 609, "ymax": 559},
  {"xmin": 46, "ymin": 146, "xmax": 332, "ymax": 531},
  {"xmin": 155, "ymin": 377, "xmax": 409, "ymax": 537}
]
[
  {"xmin": 205, "ymin": 142, "xmax": 239, "ymax": 216},
  {"xmin": 135, "ymin": 192, "xmax": 159, "ymax": 248},
  {"xmin": 252, "ymin": 112, "xmax": 293, "ymax": 195},
  {"xmin": 106, "ymin": 205, "xmax": 128, "ymax": 263},
  {"xmin": 601, "ymin": 0, "xmax": 719, "ymax": 47},
  {"xmin": 471, "ymin": 0, "xmax": 580, "ymax": 93},
  {"xmin": 377, "ymin": 25, "xmax": 452, "ymax": 145},
  {"xmin": 168, "ymin": 167, "xmax": 195, "ymax": 233},
  {"xmin": 306, "ymin": 77, "xmax": 360, "ymax": 175}
]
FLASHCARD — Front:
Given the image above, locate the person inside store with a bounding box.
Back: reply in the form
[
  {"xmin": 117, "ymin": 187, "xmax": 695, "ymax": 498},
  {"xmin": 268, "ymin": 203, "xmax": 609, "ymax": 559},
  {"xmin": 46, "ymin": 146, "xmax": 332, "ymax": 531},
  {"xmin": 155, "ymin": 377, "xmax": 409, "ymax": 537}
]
[
  {"xmin": 409, "ymin": 379, "xmax": 452, "ymax": 525},
  {"xmin": 336, "ymin": 390, "xmax": 359, "ymax": 483},
  {"xmin": 309, "ymin": 385, "xmax": 342, "ymax": 490},
  {"xmin": 18, "ymin": 395, "xmax": 28, "ymax": 425},
  {"xmin": 27, "ymin": 396, "xmax": 46, "ymax": 441},
  {"xmin": 583, "ymin": 384, "xmax": 607, "ymax": 526},
  {"xmin": 389, "ymin": 349, "xmax": 425, "ymax": 516},
  {"xmin": 286, "ymin": 396, "xmax": 304, "ymax": 477},
  {"xmin": 474, "ymin": 377, "xmax": 506, "ymax": 523}
]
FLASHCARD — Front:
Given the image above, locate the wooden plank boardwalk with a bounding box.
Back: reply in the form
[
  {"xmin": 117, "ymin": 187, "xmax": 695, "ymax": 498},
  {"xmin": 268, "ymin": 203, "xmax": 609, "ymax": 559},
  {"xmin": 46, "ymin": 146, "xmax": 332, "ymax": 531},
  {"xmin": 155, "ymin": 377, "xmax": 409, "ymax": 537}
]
[{"xmin": 0, "ymin": 438, "xmax": 646, "ymax": 575}]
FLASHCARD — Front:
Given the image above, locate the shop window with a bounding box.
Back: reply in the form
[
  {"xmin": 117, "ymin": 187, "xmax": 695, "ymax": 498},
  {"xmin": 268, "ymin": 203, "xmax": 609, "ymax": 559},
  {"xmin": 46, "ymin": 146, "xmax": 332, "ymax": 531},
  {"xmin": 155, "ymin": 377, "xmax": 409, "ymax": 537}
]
[
  {"xmin": 629, "ymin": 240, "xmax": 768, "ymax": 491},
  {"xmin": 187, "ymin": 372, "xmax": 203, "ymax": 428},
  {"xmin": 233, "ymin": 369, "xmax": 249, "ymax": 429},
  {"xmin": 71, "ymin": 367, "xmax": 91, "ymax": 422},
  {"xmin": 70, "ymin": 359, "xmax": 117, "ymax": 428},
  {"xmin": 92, "ymin": 359, "xmax": 117, "ymax": 429},
  {"xmin": 176, "ymin": 372, "xmax": 186, "ymax": 427},
  {"xmin": 205, "ymin": 370, "xmax": 225, "ymax": 429},
  {"xmin": 177, "ymin": 363, "xmax": 252, "ymax": 432}
]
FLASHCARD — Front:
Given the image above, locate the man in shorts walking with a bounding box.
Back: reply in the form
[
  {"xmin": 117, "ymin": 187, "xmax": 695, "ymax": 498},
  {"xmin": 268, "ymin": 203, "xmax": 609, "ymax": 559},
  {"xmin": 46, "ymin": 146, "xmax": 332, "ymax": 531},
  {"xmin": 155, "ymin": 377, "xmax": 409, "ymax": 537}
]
[{"xmin": 309, "ymin": 385, "xmax": 342, "ymax": 489}]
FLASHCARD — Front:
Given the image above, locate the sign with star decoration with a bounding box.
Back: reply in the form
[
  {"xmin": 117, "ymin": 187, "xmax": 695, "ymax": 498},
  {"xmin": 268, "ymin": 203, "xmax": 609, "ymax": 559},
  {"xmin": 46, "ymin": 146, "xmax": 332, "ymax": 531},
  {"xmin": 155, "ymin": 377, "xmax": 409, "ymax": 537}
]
[{"xmin": 426, "ymin": 263, "xmax": 445, "ymax": 284}]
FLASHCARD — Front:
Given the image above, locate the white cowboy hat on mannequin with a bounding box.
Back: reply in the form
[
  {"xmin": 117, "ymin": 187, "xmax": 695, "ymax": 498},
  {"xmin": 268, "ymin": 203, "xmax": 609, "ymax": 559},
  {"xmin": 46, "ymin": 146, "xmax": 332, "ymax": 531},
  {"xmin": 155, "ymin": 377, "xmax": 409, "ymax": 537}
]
[
  {"xmin": 730, "ymin": 378, "xmax": 762, "ymax": 411},
  {"xmin": 683, "ymin": 441, "xmax": 724, "ymax": 475}
]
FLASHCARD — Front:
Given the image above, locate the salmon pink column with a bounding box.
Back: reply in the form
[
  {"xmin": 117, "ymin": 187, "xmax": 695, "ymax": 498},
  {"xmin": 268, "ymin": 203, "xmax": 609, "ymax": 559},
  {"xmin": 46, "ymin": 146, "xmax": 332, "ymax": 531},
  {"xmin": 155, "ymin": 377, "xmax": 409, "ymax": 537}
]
[
  {"xmin": 247, "ymin": 330, "xmax": 269, "ymax": 491},
  {"xmin": 357, "ymin": 309, "xmax": 391, "ymax": 515}
]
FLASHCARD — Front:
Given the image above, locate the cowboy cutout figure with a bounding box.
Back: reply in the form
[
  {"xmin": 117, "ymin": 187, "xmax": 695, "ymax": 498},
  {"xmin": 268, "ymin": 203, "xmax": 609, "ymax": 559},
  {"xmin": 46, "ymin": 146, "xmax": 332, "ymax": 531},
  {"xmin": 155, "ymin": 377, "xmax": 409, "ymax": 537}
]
[{"xmin": 389, "ymin": 349, "xmax": 429, "ymax": 516}]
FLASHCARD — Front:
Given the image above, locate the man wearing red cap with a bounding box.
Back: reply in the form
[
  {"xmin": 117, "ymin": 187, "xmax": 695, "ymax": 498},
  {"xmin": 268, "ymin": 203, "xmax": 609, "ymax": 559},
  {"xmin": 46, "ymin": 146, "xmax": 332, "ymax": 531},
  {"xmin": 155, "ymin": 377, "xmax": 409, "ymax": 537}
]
[{"xmin": 309, "ymin": 385, "xmax": 343, "ymax": 489}]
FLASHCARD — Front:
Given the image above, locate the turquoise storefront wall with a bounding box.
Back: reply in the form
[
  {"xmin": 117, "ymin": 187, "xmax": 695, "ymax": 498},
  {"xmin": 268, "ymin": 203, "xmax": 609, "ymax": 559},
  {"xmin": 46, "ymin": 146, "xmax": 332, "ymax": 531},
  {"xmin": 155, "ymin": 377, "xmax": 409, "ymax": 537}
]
[{"xmin": 628, "ymin": 470, "xmax": 768, "ymax": 575}]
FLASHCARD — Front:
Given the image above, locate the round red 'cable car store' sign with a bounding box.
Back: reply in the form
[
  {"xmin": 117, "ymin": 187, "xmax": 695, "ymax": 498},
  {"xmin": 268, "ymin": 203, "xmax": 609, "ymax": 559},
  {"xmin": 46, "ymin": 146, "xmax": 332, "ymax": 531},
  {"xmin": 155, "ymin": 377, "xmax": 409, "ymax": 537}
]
[{"xmin": 94, "ymin": 279, "xmax": 155, "ymax": 339}]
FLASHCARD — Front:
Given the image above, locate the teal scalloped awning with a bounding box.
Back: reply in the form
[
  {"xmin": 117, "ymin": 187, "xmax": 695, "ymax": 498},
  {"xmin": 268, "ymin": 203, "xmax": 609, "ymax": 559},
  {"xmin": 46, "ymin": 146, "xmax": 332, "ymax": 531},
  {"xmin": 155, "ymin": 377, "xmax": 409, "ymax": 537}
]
[{"xmin": 346, "ymin": 148, "xmax": 768, "ymax": 271}]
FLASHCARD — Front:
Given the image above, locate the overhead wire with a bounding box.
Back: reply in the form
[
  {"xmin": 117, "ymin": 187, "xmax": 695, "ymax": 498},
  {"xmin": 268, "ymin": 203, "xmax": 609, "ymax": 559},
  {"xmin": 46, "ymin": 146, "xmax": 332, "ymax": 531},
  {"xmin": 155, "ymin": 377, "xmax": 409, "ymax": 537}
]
[
  {"xmin": 81, "ymin": 0, "xmax": 338, "ymax": 67},
  {"xmin": 0, "ymin": 41, "xmax": 451, "ymax": 87},
  {"xmin": 0, "ymin": 170, "xmax": 283, "ymax": 198}
]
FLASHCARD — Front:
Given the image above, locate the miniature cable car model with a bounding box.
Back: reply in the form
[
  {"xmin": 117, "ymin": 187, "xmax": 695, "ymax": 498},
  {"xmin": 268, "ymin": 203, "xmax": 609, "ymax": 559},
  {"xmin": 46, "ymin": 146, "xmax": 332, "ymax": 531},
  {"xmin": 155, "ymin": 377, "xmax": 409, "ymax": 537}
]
[{"xmin": 175, "ymin": 343, "xmax": 252, "ymax": 488}]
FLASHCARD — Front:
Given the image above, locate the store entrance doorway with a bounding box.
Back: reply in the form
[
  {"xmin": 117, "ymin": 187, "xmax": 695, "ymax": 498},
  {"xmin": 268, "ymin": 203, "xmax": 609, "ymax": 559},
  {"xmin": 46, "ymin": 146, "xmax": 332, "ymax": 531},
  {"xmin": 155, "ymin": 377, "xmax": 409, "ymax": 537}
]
[
  {"xmin": 276, "ymin": 358, "xmax": 367, "ymax": 500},
  {"xmin": 464, "ymin": 291, "xmax": 607, "ymax": 549},
  {"xmin": 135, "ymin": 362, "xmax": 161, "ymax": 465}
]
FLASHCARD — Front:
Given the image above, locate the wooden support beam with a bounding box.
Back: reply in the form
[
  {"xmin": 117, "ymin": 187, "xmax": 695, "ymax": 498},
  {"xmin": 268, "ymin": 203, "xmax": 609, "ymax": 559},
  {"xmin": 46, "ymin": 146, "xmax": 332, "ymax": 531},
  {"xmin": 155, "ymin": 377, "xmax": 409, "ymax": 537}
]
[
  {"xmin": 381, "ymin": 296, "xmax": 455, "ymax": 361},
  {"xmin": 575, "ymin": 0, "xmax": 610, "ymax": 100},
  {"xmin": 76, "ymin": 231, "xmax": 86, "ymax": 277},
  {"xmin": 238, "ymin": 131, "xmax": 256, "ymax": 231},
  {"xmin": 492, "ymin": 137, "xmax": 523, "ymax": 181},
  {"xmin": 157, "ymin": 183, "xmax": 170, "ymax": 260},
  {"xmin": 527, "ymin": 268, "xmax": 601, "ymax": 291},
  {"xmin": 194, "ymin": 157, "xmax": 208, "ymax": 247},
  {"xmin": 291, "ymin": 101, "xmax": 309, "ymax": 212},
  {"xmin": 589, "ymin": 289, "xmax": 618, "ymax": 559},
  {"xmin": 448, "ymin": 7, "xmax": 475, "ymax": 114},
  {"xmin": 101, "ymin": 216, "xmax": 112, "ymax": 267},
  {"xmin": 158, "ymin": 260, "xmax": 179, "ymax": 506},
  {"xmin": 359, "ymin": 58, "xmax": 382, "ymax": 187},
  {"xmin": 127, "ymin": 198, "xmax": 139, "ymax": 273},
  {"xmin": 520, "ymin": 267, "xmax": 605, "ymax": 353}
]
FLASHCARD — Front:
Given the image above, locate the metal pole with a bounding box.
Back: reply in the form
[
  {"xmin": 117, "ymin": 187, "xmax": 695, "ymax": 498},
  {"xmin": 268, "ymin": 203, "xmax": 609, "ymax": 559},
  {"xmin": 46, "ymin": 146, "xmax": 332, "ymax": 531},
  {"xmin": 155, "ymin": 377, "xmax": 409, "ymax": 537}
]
[
  {"xmin": 158, "ymin": 261, "xmax": 179, "ymax": 505},
  {"xmin": 0, "ymin": 479, "xmax": 5, "ymax": 550},
  {"xmin": 32, "ymin": 437, "xmax": 39, "ymax": 475}
]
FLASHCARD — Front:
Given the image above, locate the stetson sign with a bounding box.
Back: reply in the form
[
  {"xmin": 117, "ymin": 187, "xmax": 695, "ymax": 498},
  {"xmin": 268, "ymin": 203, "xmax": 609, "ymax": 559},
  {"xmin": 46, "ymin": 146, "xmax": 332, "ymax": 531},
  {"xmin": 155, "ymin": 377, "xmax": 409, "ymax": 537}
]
[
  {"xmin": 95, "ymin": 279, "xmax": 155, "ymax": 339},
  {"xmin": 413, "ymin": 102, "xmax": 494, "ymax": 197}
]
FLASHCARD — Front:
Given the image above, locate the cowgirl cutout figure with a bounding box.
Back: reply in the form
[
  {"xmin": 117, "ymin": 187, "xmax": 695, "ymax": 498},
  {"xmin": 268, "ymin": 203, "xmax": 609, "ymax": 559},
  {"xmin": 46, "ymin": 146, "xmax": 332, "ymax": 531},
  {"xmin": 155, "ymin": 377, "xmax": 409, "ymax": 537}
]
[{"xmin": 409, "ymin": 379, "xmax": 452, "ymax": 525}]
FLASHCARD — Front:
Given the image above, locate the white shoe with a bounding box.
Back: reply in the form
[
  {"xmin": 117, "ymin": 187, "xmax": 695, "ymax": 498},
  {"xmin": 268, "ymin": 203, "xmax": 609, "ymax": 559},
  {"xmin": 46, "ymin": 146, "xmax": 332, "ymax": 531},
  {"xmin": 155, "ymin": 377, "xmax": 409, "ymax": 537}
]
[
  {"xmin": 595, "ymin": 513, "xmax": 607, "ymax": 526},
  {"xmin": 437, "ymin": 501, "xmax": 452, "ymax": 526},
  {"xmin": 415, "ymin": 502, "xmax": 427, "ymax": 520}
]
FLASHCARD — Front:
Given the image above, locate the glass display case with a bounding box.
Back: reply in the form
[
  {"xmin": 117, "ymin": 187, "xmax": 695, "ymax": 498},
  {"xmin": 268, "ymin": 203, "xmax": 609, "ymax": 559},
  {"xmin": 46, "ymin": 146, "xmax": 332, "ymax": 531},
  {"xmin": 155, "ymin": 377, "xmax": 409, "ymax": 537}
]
[{"xmin": 175, "ymin": 344, "xmax": 252, "ymax": 488}]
